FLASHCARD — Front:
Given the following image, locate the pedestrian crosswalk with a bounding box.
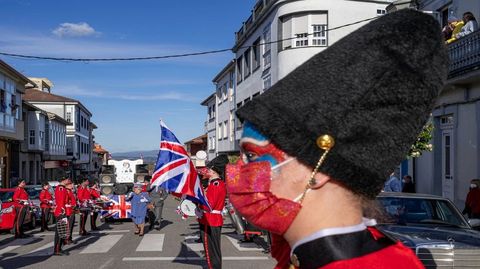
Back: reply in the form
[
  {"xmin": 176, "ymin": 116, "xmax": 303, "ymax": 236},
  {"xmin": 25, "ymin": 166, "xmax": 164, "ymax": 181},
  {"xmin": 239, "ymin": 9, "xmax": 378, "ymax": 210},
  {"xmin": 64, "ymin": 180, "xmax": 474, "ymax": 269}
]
[{"xmin": 0, "ymin": 229, "xmax": 266, "ymax": 260}]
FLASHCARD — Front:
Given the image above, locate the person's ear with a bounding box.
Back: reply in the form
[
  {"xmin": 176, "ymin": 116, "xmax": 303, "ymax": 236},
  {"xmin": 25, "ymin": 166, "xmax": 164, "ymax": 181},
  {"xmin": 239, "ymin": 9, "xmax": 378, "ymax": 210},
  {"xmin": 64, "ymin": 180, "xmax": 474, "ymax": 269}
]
[{"xmin": 309, "ymin": 172, "xmax": 331, "ymax": 189}]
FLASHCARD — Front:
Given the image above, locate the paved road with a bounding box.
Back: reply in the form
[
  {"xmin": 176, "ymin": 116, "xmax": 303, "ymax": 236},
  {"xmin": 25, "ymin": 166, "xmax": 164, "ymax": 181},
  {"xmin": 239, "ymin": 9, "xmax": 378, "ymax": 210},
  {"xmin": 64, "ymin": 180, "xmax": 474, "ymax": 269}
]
[{"xmin": 0, "ymin": 197, "xmax": 275, "ymax": 269}]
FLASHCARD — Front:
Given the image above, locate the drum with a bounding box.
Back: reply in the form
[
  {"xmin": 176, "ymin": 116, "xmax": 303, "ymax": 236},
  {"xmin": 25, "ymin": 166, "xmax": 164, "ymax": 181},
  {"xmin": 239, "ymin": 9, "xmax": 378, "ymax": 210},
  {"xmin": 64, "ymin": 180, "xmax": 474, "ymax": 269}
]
[
  {"xmin": 56, "ymin": 217, "xmax": 70, "ymax": 239},
  {"xmin": 179, "ymin": 199, "xmax": 197, "ymax": 217}
]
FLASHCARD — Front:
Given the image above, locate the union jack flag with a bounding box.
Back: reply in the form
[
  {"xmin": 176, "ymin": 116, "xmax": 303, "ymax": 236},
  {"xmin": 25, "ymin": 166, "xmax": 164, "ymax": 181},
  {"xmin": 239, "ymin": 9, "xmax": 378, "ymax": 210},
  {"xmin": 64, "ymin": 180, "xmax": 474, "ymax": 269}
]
[
  {"xmin": 150, "ymin": 121, "xmax": 210, "ymax": 209},
  {"xmin": 100, "ymin": 195, "xmax": 132, "ymax": 219}
]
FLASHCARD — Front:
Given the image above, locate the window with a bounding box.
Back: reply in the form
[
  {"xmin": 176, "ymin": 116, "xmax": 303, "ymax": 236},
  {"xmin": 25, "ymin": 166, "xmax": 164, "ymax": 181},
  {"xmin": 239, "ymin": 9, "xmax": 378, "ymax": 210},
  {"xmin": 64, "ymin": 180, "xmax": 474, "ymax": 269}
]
[
  {"xmin": 212, "ymin": 105, "xmax": 216, "ymax": 118},
  {"xmin": 280, "ymin": 12, "xmax": 328, "ymax": 50},
  {"xmin": 263, "ymin": 25, "xmax": 271, "ymax": 69},
  {"xmin": 263, "ymin": 75, "xmax": 272, "ymax": 91},
  {"xmin": 66, "ymin": 112, "xmax": 72, "ymax": 123},
  {"xmin": 237, "ymin": 56, "xmax": 243, "ymax": 83},
  {"xmin": 40, "ymin": 131, "xmax": 44, "ymax": 146},
  {"xmin": 223, "ymin": 120, "xmax": 228, "ymax": 139},
  {"xmin": 230, "ymin": 113, "xmax": 235, "ymax": 142},
  {"xmin": 377, "ymin": 9, "xmax": 386, "ymax": 16},
  {"xmin": 312, "ymin": 25, "xmax": 327, "ymax": 46},
  {"xmin": 244, "ymin": 49, "xmax": 251, "ymax": 78},
  {"xmin": 29, "ymin": 130, "xmax": 35, "ymax": 145},
  {"xmin": 217, "ymin": 86, "xmax": 223, "ymax": 105},
  {"xmin": 295, "ymin": 33, "xmax": 309, "ymax": 47},
  {"xmin": 223, "ymin": 82, "xmax": 228, "ymax": 101},
  {"xmin": 253, "ymin": 38, "xmax": 260, "ymax": 70},
  {"xmin": 0, "ymin": 90, "xmax": 5, "ymax": 113},
  {"xmin": 218, "ymin": 123, "xmax": 222, "ymax": 140}
]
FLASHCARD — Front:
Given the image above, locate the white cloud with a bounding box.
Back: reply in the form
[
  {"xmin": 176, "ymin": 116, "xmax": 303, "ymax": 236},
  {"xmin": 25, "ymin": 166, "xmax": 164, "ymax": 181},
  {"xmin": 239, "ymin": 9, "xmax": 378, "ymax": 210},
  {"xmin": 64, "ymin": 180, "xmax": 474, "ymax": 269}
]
[{"xmin": 52, "ymin": 22, "xmax": 100, "ymax": 38}]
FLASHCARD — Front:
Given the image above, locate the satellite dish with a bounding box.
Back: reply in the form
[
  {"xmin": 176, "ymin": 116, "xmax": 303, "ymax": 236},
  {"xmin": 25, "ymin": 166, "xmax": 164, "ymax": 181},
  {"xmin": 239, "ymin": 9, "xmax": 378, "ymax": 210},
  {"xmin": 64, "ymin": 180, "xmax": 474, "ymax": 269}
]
[{"xmin": 196, "ymin": 150, "xmax": 207, "ymax": 160}]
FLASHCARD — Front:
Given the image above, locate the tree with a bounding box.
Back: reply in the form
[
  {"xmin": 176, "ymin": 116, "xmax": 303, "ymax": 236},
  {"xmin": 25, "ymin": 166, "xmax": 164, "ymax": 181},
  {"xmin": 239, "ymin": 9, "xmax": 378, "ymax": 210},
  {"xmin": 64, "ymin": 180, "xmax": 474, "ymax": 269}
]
[{"xmin": 408, "ymin": 122, "xmax": 433, "ymax": 158}]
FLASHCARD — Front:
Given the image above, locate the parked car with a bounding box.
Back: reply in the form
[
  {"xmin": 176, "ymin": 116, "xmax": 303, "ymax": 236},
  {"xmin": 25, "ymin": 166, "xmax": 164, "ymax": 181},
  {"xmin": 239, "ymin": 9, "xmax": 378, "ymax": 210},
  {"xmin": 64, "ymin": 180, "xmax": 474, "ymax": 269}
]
[
  {"xmin": 377, "ymin": 192, "xmax": 480, "ymax": 268},
  {"xmin": 0, "ymin": 188, "xmax": 38, "ymax": 233}
]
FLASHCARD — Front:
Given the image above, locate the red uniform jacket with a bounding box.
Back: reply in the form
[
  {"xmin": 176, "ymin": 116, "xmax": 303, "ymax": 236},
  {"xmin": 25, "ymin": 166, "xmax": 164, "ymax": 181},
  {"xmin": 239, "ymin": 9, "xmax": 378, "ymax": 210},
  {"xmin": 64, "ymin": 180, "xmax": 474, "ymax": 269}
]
[
  {"xmin": 77, "ymin": 185, "xmax": 91, "ymax": 202},
  {"xmin": 90, "ymin": 188, "xmax": 100, "ymax": 199},
  {"xmin": 198, "ymin": 178, "xmax": 226, "ymax": 227},
  {"xmin": 13, "ymin": 187, "xmax": 29, "ymax": 207},
  {"xmin": 65, "ymin": 188, "xmax": 76, "ymax": 216},
  {"xmin": 275, "ymin": 227, "xmax": 424, "ymax": 269},
  {"xmin": 466, "ymin": 188, "xmax": 480, "ymax": 215},
  {"xmin": 39, "ymin": 189, "xmax": 53, "ymax": 209},
  {"xmin": 54, "ymin": 185, "xmax": 68, "ymax": 217}
]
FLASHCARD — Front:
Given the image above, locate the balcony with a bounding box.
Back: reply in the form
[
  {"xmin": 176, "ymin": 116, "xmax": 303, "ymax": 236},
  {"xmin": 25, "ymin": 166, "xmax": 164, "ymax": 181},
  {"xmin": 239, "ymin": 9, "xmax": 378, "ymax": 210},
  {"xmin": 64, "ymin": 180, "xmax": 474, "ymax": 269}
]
[{"xmin": 448, "ymin": 30, "xmax": 480, "ymax": 80}]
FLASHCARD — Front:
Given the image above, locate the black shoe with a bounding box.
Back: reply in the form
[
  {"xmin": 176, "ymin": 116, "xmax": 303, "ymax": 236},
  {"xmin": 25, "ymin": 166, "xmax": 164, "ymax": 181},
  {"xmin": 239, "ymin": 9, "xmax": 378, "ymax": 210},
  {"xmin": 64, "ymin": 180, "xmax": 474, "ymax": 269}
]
[
  {"xmin": 16, "ymin": 234, "xmax": 31, "ymax": 239},
  {"xmin": 80, "ymin": 231, "xmax": 89, "ymax": 236}
]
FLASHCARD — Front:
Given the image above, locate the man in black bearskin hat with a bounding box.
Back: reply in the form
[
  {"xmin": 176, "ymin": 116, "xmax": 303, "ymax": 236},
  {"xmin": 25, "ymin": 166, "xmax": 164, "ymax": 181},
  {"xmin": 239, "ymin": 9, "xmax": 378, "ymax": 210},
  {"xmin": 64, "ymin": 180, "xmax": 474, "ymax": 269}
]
[
  {"xmin": 226, "ymin": 9, "xmax": 447, "ymax": 269},
  {"xmin": 197, "ymin": 154, "xmax": 229, "ymax": 269}
]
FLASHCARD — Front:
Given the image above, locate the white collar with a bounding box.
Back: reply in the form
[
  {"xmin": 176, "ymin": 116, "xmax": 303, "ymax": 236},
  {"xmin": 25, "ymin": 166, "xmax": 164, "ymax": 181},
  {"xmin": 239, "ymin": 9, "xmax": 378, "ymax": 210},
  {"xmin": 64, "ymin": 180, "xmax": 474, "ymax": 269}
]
[{"xmin": 290, "ymin": 218, "xmax": 377, "ymax": 256}]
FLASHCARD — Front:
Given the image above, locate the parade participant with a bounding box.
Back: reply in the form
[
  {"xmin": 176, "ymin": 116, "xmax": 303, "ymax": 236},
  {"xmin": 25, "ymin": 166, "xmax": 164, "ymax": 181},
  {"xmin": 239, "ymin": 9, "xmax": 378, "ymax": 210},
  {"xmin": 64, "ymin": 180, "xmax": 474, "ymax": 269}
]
[
  {"xmin": 53, "ymin": 177, "xmax": 70, "ymax": 256},
  {"xmin": 89, "ymin": 182, "xmax": 101, "ymax": 231},
  {"xmin": 39, "ymin": 182, "xmax": 53, "ymax": 232},
  {"xmin": 12, "ymin": 179, "xmax": 31, "ymax": 238},
  {"xmin": 77, "ymin": 178, "xmax": 91, "ymax": 236},
  {"xmin": 226, "ymin": 9, "xmax": 447, "ymax": 269},
  {"xmin": 65, "ymin": 179, "xmax": 77, "ymax": 244},
  {"xmin": 197, "ymin": 154, "xmax": 228, "ymax": 269},
  {"xmin": 126, "ymin": 183, "xmax": 150, "ymax": 236},
  {"xmin": 148, "ymin": 183, "xmax": 169, "ymax": 230}
]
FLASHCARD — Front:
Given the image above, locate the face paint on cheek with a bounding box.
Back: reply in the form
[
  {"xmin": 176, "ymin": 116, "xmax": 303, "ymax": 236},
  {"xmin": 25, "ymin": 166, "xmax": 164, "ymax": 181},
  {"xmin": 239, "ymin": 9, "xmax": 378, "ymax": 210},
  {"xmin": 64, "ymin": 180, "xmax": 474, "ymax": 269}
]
[{"xmin": 240, "ymin": 122, "xmax": 286, "ymax": 167}]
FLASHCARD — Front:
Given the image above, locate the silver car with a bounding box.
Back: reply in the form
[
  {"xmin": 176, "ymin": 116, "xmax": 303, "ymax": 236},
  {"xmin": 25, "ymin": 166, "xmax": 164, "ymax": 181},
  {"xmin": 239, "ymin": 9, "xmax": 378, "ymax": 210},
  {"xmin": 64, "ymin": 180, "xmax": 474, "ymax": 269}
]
[{"xmin": 377, "ymin": 192, "xmax": 480, "ymax": 268}]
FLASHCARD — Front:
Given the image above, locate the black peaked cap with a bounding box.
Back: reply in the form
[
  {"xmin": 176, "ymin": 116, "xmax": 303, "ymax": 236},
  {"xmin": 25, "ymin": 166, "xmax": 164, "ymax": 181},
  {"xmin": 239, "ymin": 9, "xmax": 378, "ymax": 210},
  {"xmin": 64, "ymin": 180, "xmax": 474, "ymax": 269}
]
[
  {"xmin": 207, "ymin": 154, "xmax": 229, "ymax": 177},
  {"xmin": 236, "ymin": 9, "xmax": 448, "ymax": 199}
]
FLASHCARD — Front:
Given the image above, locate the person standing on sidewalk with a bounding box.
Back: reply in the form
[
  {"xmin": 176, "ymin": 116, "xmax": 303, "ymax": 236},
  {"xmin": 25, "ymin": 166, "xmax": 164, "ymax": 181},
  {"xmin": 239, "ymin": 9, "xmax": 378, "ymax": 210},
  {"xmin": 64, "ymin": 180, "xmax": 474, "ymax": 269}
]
[
  {"xmin": 77, "ymin": 178, "xmax": 91, "ymax": 236},
  {"xmin": 198, "ymin": 154, "xmax": 228, "ymax": 269},
  {"xmin": 148, "ymin": 184, "xmax": 169, "ymax": 230},
  {"xmin": 12, "ymin": 179, "xmax": 31, "ymax": 238},
  {"xmin": 53, "ymin": 177, "xmax": 69, "ymax": 256},
  {"xmin": 127, "ymin": 183, "xmax": 150, "ymax": 236},
  {"xmin": 39, "ymin": 182, "xmax": 53, "ymax": 232}
]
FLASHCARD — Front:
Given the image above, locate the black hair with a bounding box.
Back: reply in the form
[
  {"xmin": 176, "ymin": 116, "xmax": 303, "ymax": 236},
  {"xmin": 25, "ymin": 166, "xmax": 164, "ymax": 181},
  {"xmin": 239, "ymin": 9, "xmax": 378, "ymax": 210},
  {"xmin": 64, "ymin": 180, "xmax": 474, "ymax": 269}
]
[{"xmin": 463, "ymin": 12, "xmax": 477, "ymax": 22}]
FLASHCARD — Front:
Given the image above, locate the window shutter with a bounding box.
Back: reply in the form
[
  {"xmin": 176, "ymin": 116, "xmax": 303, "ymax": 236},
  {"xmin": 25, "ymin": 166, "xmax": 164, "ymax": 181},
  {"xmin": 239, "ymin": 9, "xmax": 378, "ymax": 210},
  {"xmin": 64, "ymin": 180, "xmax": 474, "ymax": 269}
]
[
  {"xmin": 282, "ymin": 16, "xmax": 292, "ymax": 49},
  {"xmin": 311, "ymin": 13, "xmax": 327, "ymax": 25}
]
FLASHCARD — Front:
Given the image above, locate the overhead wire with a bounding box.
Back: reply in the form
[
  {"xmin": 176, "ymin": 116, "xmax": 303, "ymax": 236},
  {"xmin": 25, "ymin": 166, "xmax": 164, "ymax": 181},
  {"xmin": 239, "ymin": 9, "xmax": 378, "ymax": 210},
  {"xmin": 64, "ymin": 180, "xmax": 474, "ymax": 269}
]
[{"xmin": 0, "ymin": 1, "xmax": 416, "ymax": 62}]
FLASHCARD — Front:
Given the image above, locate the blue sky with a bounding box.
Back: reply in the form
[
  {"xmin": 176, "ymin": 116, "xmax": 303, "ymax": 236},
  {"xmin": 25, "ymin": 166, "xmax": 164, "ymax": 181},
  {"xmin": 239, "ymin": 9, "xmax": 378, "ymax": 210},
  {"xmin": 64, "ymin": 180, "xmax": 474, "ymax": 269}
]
[{"xmin": 0, "ymin": 0, "xmax": 256, "ymax": 153}]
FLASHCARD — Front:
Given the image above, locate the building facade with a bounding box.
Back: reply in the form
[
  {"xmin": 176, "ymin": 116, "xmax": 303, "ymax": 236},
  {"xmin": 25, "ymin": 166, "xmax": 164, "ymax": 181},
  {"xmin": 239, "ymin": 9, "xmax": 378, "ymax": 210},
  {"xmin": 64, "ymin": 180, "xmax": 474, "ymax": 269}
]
[
  {"xmin": 201, "ymin": 93, "xmax": 217, "ymax": 161},
  {"xmin": 23, "ymin": 83, "xmax": 94, "ymax": 181},
  {"xmin": 412, "ymin": 1, "xmax": 480, "ymax": 209},
  {"xmin": 202, "ymin": 0, "xmax": 394, "ymax": 160},
  {"xmin": 0, "ymin": 60, "xmax": 31, "ymax": 187}
]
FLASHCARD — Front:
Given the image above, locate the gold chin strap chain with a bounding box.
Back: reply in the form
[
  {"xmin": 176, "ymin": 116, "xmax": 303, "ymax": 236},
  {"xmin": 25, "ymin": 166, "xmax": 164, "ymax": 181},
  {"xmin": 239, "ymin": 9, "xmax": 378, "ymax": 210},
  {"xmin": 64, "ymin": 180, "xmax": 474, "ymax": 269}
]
[{"xmin": 297, "ymin": 134, "xmax": 335, "ymax": 204}]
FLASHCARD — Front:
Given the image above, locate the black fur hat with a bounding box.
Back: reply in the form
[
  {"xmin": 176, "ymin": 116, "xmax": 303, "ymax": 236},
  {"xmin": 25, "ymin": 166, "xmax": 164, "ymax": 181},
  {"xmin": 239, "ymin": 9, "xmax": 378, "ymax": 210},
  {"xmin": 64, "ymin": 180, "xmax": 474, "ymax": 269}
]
[
  {"xmin": 207, "ymin": 154, "xmax": 229, "ymax": 178},
  {"xmin": 236, "ymin": 9, "xmax": 448, "ymax": 199}
]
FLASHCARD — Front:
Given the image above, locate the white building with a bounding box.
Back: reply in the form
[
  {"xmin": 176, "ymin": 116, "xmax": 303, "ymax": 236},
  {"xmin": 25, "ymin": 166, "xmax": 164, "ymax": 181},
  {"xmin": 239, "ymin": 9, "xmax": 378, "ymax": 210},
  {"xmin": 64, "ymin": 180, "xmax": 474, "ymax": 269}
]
[
  {"xmin": 201, "ymin": 0, "xmax": 394, "ymax": 158},
  {"xmin": 24, "ymin": 82, "xmax": 94, "ymax": 181},
  {"xmin": 201, "ymin": 93, "xmax": 217, "ymax": 161},
  {"xmin": 213, "ymin": 60, "xmax": 237, "ymax": 156},
  {"xmin": 410, "ymin": 1, "xmax": 480, "ymax": 209}
]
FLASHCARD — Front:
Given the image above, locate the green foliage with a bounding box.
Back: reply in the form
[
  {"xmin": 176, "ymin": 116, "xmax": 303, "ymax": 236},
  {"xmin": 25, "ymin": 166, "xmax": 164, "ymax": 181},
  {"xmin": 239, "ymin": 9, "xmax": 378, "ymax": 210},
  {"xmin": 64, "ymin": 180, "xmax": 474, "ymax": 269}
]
[{"xmin": 409, "ymin": 122, "xmax": 434, "ymax": 158}]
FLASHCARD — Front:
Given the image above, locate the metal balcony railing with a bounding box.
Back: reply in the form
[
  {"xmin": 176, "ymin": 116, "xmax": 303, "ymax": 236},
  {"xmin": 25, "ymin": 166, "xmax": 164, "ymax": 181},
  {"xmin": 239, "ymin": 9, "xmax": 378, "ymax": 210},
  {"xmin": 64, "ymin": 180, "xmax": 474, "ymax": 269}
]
[{"xmin": 448, "ymin": 30, "xmax": 480, "ymax": 79}]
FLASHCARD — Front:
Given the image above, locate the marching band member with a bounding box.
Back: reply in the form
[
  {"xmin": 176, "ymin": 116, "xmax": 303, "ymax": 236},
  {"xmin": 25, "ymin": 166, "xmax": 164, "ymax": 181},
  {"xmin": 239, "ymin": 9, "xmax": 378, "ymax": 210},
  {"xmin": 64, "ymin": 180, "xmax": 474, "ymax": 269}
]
[
  {"xmin": 53, "ymin": 177, "xmax": 69, "ymax": 256},
  {"xmin": 198, "ymin": 154, "xmax": 228, "ymax": 269},
  {"xmin": 89, "ymin": 182, "xmax": 101, "ymax": 231},
  {"xmin": 226, "ymin": 9, "xmax": 447, "ymax": 269},
  {"xmin": 65, "ymin": 179, "xmax": 77, "ymax": 244},
  {"xmin": 77, "ymin": 178, "xmax": 91, "ymax": 236},
  {"xmin": 12, "ymin": 179, "xmax": 31, "ymax": 238},
  {"xmin": 39, "ymin": 182, "xmax": 53, "ymax": 232}
]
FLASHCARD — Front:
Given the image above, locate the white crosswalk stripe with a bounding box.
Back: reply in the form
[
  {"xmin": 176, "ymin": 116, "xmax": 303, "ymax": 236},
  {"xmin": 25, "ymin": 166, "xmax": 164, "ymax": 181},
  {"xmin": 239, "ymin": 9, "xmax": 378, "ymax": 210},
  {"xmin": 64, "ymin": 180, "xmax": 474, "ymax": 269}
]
[
  {"xmin": 0, "ymin": 238, "xmax": 36, "ymax": 256},
  {"xmin": 226, "ymin": 235, "xmax": 264, "ymax": 252},
  {"xmin": 184, "ymin": 235, "xmax": 204, "ymax": 252},
  {"xmin": 80, "ymin": 234, "xmax": 123, "ymax": 254},
  {"xmin": 136, "ymin": 234, "xmax": 164, "ymax": 252}
]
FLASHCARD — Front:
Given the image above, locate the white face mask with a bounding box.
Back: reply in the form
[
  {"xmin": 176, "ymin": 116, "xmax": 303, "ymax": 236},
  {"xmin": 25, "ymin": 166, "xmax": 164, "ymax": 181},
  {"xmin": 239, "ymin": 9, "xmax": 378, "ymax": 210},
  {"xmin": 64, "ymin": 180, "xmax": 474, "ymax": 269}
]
[{"xmin": 471, "ymin": 184, "xmax": 477, "ymax": 189}]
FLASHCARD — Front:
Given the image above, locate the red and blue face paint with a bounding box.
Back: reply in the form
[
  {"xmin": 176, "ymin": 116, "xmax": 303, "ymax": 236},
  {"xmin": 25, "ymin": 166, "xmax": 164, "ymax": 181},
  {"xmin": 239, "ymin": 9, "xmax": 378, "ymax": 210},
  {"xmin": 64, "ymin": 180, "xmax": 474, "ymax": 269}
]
[{"xmin": 226, "ymin": 122, "xmax": 302, "ymax": 235}]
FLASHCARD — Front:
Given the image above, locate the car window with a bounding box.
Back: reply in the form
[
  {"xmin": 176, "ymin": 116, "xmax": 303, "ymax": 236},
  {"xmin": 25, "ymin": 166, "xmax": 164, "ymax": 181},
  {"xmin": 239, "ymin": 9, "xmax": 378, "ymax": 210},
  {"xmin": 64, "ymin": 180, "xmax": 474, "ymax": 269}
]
[
  {"xmin": 25, "ymin": 188, "xmax": 41, "ymax": 199},
  {"xmin": 0, "ymin": 191, "xmax": 14, "ymax": 202},
  {"xmin": 377, "ymin": 197, "xmax": 469, "ymax": 228}
]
